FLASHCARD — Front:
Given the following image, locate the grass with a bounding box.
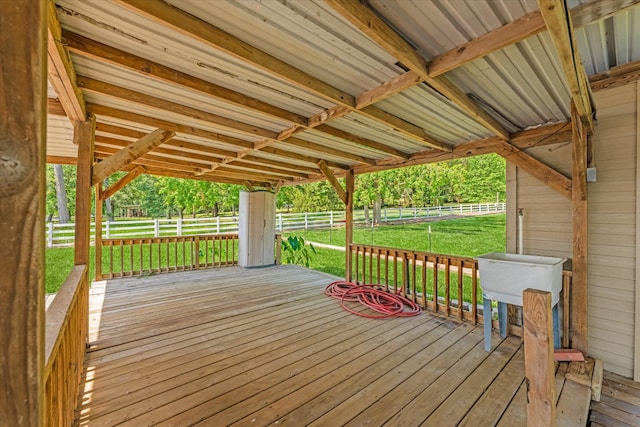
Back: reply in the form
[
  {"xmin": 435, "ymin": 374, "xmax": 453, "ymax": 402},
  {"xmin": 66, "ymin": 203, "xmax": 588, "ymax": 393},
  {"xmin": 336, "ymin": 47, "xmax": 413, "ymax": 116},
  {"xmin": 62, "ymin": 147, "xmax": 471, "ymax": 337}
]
[
  {"xmin": 45, "ymin": 214, "xmax": 505, "ymax": 296},
  {"xmin": 299, "ymin": 213, "xmax": 505, "ymax": 262}
]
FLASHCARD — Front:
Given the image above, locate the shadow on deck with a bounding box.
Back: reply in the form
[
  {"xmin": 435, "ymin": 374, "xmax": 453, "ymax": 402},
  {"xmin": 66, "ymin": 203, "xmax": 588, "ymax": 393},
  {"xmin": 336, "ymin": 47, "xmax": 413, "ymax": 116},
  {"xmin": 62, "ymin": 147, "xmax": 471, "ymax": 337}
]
[{"xmin": 75, "ymin": 265, "xmax": 589, "ymax": 426}]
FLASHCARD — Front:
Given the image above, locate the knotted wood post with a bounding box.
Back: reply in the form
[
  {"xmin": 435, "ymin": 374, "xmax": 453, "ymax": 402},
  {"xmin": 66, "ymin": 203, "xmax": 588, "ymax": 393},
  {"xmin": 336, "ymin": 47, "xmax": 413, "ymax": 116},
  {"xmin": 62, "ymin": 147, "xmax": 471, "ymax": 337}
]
[{"xmin": 523, "ymin": 288, "xmax": 556, "ymax": 427}]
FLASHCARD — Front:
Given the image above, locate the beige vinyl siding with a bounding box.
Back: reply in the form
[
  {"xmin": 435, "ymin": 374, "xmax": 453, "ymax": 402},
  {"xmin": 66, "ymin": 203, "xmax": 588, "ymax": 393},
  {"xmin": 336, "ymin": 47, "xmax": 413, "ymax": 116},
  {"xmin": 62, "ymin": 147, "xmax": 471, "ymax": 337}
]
[
  {"xmin": 587, "ymin": 83, "xmax": 637, "ymax": 378},
  {"xmin": 512, "ymin": 82, "xmax": 638, "ymax": 378}
]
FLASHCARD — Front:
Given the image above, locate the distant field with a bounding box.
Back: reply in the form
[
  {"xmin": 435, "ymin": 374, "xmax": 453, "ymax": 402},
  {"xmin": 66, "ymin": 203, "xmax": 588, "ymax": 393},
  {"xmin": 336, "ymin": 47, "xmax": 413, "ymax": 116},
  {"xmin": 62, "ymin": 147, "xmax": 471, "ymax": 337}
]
[
  {"xmin": 293, "ymin": 213, "xmax": 506, "ymax": 279},
  {"xmin": 45, "ymin": 214, "xmax": 505, "ymax": 293}
]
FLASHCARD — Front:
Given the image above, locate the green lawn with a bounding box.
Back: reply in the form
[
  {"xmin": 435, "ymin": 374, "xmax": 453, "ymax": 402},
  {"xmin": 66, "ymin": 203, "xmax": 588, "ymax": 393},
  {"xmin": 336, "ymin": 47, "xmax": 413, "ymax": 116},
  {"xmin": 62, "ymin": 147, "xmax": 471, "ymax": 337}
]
[
  {"xmin": 299, "ymin": 214, "xmax": 505, "ymax": 277},
  {"xmin": 46, "ymin": 214, "xmax": 505, "ymax": 294}
]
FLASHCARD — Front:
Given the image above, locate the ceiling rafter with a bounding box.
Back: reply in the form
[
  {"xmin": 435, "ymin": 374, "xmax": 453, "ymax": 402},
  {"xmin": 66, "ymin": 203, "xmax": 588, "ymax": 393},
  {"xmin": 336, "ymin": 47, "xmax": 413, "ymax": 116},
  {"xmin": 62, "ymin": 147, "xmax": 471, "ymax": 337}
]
[
  {"xmin": 290, "ymin": 121, "xmax": 572, "ymax": 184},
  {"xmin": 87, "ymin": 103, "xmax": 254, "ymax": 149},
  {"xmin": 64, "ymin": 30, "xmax": 421, "ymax": 163},
  {"xmin": 92, "ymin": 128, "xmax": 175, "ymax": 184},
  {"xmin": 325, "ymin": 0, "xmax": 511, "ymax": 142},
  {"xmin": 142, "ymin": 166, "xmax": 269, "ymax": 187},
  {"xmin": 428, "ymin": 0, "xmax": 640, "ymax": 77},
  {"xmin": 115, "ymin": 0, "xmax": 452, "ymax": 154},
  {"xmin": 78, "ymin": 76, "xmax": 279, "ymax": 140},
  {"xmin": 47, "ymin": 0, "xmax": 86, "ymax": 122},
  {"xmin": 102, "ymin": 166, "xmax": 146, "ymax": 200},
  {"xmin": 538, "ymin": 0, "xmax": 594, "ymax": 133}
]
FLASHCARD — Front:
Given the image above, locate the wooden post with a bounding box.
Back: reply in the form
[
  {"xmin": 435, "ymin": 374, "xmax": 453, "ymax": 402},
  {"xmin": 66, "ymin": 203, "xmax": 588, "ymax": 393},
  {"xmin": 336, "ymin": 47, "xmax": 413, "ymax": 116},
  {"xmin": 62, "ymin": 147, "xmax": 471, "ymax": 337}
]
[
  {"xmin": 0, "ymin": 1, "xmax": 46, "ymax": 424},
  {"xmin": 275, "ymin": 233, "xmax": 282, "ymax": 265},
  {"xmin": 524, "ymin": 289, "xmax": 557, "ymax": 427},
  {"xmin": 95, "ymin": 183, "xmax": 103, "ymax": 280},
  {"xmin": 345, "ymin": 168, "xmax": 355, "ymax": 281},
  {"xmin": 571, "ymin": 101, "xmax": 588, "ymax": 353},
  {"xmin": 74, "ymin": 115, "xmax": 96, "ymax": 266}
]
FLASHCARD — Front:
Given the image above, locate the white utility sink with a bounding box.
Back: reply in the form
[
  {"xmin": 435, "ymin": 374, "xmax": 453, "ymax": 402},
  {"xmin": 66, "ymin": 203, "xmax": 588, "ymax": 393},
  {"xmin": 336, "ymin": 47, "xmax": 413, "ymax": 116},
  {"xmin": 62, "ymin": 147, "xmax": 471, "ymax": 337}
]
[{"xmin": 476, "ymin": 252, "xmax": 566, "ymax": 306}]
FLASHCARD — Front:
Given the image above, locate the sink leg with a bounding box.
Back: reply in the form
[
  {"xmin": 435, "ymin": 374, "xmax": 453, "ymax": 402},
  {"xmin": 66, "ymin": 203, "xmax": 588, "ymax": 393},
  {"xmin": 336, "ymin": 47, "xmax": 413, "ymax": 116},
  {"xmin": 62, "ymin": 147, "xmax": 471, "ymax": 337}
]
[
  {"xmin": 484, "ymin": 298, "xmax": 492, "ymax": 351},
  {"xmin": 553, "ymin": 304, "xmax": 560, "ymax": 348},
  {"xmin": 498, "ymin": 302, "xmax": 508, "ymax": 337}
]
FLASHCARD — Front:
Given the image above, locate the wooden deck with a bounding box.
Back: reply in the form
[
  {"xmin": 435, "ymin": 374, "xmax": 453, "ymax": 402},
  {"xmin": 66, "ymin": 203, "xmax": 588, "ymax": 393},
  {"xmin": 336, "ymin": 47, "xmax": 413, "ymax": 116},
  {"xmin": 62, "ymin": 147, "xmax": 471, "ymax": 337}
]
[
  {"xmin": 589, "ymin": 370, "xmax": 640, "ymax": 426},
  {"xmin": 76, "ymin": 265, "xmax": 589, "ymax": 426}
]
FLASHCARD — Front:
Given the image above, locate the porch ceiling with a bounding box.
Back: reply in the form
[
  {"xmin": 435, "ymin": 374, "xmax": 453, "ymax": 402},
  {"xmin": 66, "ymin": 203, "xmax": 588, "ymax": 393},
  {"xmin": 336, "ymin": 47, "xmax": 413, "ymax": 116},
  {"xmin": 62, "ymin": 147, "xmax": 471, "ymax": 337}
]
[{"xmin": 46, "ymin": 0, "xmax": 640, "ymax": 187}]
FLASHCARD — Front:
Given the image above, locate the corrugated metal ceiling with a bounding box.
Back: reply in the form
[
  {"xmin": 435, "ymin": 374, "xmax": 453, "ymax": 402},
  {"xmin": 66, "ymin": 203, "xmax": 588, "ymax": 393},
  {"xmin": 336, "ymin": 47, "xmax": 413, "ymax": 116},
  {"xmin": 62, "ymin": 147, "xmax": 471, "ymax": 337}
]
[{"xmin": 45, "ymin": 0, "xmax": 640, "ymax": 186}]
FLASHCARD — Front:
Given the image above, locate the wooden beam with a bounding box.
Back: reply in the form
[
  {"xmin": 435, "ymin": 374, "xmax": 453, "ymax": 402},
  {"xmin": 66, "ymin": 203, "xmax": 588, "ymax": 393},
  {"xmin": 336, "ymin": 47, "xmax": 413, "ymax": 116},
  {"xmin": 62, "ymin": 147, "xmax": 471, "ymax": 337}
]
[
  {"xmin": 326, "ymin": 0, "xmax": 511, "ymax": 141},
  {"xmin": 283, "ymin": 137, "xmax": 377, "ymax": 166},
  {"xmin": 495, "ymin": 140, "xmax": 572, "ymax": 199},
  {"xmin": 590, "ymin": 59, "xmax": 640, "ymax": 92},
  {"xmin": 0, "ymin": 1, "xmax": 46, "ymax": 423},
  {"xmin": 116, "ymin": 0, "xmax": 451, "ymax": 153},
  {"xmin": 88, "ymin": 103, "xmax": 253, "ymax": 150},
  {"xmin": 95, "ymin": 122, "xmax": 239, "ymax": 159},
  {"xmin": 523, "ymin": 289, "xmax": 557, "ymax": 427},
  {"xmin": 429, "ymin": 12, "xmax": 546, "ymax": 77},
  {"xmin": 142, "ymin": 166, "xmax": 270, "ymax": 187},
  {"xmin": 46, "ymin": 155, "xmax": 76, "ymax": 165},
  {"xmin": 94, "ymin": 182, "xmax": 103, "ymax": 280},
  {"xmin": 116, "ymin": 0, "xmax": 355, "ymax": 107},
  {"xmin": 47, "ymin": 0, "xmax": 86, "ymax": 122},
  {"xmin": 345, "ymin": 168, "xmax": 355, "ymax": 281},
  {"xmin": 539, "ymin": 0, "xmax": 594, "ymax": 132},
  {"xmin": 47, "ymin": 98, "xmax": 67, "ymax": 116},
  {"xmin": 74, "ymin": 115, "xmax": 96, "ymax": 265},
  {"xmin": 96, "ymin": 135, "xmax": 222, "ymax": 165},
  {"xmin": 316, "ymin": 124, "xmax": 410, "ymax": 159},
  {"xmin": 428, "ymin": 0, "xmax": 640, "ymax": 77},
  {"xmin": 92, "ymin": 128, "xmax": 175, "ymax": 184},
  {"xmin": 78, "ymin": 76, "xmax": 278, "ymax": 139},
  {"xmin": 221, "ymin": 161, "xmax": 311, "ymax": 179},
  {"xmin": 356, "ymin": 71, "xmax": 422, "ymax": 109},
  {"xmin": 360, "ymin": 106, "xmax": 453, "ymax": 151},
  {"xmin": 102, "ymin": 166, "xmax": 145, "ymax": 200},
  {"xmin": 571, "ymin": 101, "xmax": 588, "ymax": 354},
  {"xmin": 61, "ymin": 29, "xmax": 307, "ymax": 126},
  {"xmin": 243, "ymin": 181, "xmax": 255, "ymax": 191},
  {"xmin": 318, "ymin": 160, "xmax": 347, "ymax": 204},
  {"xmin": 259, "ymin": 146, "xmax": 350, "ymax": 170}
]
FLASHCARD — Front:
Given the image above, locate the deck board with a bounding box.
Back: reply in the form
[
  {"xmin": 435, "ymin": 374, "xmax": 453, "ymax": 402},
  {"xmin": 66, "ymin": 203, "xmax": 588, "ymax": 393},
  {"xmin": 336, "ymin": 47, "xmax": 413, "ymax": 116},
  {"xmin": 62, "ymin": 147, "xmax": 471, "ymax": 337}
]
[{"xmin": 75, "ymin": 265, "xmax": 589, "ymax": 426}]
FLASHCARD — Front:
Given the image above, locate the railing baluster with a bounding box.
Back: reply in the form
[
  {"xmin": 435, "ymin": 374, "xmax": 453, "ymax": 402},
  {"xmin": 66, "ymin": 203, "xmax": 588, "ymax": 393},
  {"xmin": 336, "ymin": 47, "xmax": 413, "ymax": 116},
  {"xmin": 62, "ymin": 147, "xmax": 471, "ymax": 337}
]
[
  {"xmin": 458, "ymin": 259, "xmax": 464, "ymax": 320},
  {"xmin": 432, "ymin": 256, "xmax": 438, "ymax": 313},
  {"xmin": 444, "ymin": 258, "xmax": 450, "ymax": 317},
  {"xmin": 421, "ymin": 254, "xmax": 427, "ymax": 308}
]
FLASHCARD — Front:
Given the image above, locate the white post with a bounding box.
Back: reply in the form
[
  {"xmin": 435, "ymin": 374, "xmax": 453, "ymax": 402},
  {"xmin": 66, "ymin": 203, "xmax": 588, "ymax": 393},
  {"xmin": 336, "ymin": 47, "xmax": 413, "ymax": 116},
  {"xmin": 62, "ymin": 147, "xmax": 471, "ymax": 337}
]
[
  {"xmin": 177, "ymin": 217, "xmax": 182, "ymax": 236},
  {"xmin": 414, "ymin": 207, "xmax": 417, "ymax": 219},
  {"xmin": 278, "ymin": 213, "xmax": 283, "ymax": 232},
  {"xmin": 106, "ymin": 220, "xmax": 111, "ymax": 239},
  {"xmin": 384, "ymin": 208, "xmax": 387, "ymax": 222},
  {"xmin": 399, "ymin": 207, "xmax": 402, "ymax": 219},
  {"xmin": 154, "ymin": 218, "xmax": 160, "ymax": 237},
  {"xmin": 460, "ymin": 204, "xmax": 463, "ymax": 214},
  {"xmin": 216, "ymin": 216, "xmax": 220, "ymax": 234},
  {"xmin": 304, "ymin": 212, "xmax": 308, "ymax": 230},
  {"xmin": 47, "ymin": 222, "xmax": 53, "ymax": 248},
  {"xmin": 330, "ymin": 211, "xmax": 334, "ymax": 228}
]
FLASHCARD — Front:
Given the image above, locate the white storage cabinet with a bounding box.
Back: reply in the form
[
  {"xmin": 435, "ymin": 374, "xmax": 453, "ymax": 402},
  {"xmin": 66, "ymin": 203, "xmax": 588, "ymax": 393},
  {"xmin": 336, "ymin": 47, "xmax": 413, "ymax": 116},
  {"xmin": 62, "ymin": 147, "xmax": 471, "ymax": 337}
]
[{"xmin": 238, "ymin": 191, "xmax": 276, "ymax": 268}]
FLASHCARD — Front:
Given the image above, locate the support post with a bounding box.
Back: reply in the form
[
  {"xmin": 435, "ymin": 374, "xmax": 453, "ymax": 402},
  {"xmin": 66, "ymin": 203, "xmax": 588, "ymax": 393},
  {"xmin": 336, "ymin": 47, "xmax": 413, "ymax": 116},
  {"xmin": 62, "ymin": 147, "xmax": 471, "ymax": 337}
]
[
  {"xmin": 95, "ymin": 183, "xmax": 103, "ymax": 281},
  {"xmin": 524, "ymin": 289, "xmax": 557, "ymax": 427},
  {"xmin": 0, "ymin": 1, "xmax": 46, "ymax": 423},
  {"xmin": 345, "ymin": 169, "xmax": 355, "ymax": 281},
  {"xmin": 571, "ymin": 101, "xmax": 588, "ymax": 353},
  {"xmin": 74, "ymin": 115, "xmax": 96, "ymax": 265}
]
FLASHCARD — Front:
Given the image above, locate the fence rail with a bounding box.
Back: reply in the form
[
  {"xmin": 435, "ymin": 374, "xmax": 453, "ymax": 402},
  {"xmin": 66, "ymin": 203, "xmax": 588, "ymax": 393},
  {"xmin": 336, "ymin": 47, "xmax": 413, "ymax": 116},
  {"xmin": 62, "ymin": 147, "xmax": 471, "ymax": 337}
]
[
  {"xmin": 98, "ymin": 234, "xmax": 239, "ymax": 280},
  {"xmin": 47, "ymin": 203, "xmax": 506, "ymax": 247},
  {"xmin": 349, "ymin": 243, "xmax": 573, "ymax": 343}
]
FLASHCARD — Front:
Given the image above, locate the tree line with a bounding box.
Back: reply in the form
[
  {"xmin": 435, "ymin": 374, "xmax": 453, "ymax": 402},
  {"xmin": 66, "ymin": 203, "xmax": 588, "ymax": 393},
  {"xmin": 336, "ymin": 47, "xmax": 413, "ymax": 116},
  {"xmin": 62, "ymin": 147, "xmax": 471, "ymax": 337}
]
[{"xmin": 47, "ymin": 154, "xmax": 505, "ymax": 222}]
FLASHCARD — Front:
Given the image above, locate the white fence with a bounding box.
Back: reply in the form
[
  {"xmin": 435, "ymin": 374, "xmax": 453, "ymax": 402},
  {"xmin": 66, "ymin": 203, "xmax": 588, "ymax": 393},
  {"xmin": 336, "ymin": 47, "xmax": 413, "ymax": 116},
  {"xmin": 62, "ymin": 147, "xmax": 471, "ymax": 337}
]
[{"xmin": 46, "ymin": 202, "xmax": 505, "ymax": 247}]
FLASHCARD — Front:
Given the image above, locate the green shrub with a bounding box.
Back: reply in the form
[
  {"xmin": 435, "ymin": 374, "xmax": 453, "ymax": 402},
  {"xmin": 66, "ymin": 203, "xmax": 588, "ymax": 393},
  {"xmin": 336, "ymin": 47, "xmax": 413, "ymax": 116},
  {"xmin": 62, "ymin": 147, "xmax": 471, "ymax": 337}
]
[{"xmin": 281, "ymin": 235, "xmax": 316, "ymax": 267}]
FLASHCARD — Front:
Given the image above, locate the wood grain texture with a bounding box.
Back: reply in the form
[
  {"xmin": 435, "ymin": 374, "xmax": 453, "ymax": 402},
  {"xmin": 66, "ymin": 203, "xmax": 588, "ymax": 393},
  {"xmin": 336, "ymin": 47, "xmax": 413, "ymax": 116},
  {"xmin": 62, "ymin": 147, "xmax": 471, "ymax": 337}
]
[
  {"xmin": 0, "ymin": 1, "xmax": 46, "ymax": 424},
  {"xmin": 571, "ymin": 102, "xmax": 589, "ymax": 354},
  {"xmin": 92, "ymin": 128, "xmax": 174, "ymax": 184},
  {"xmin": 523, "ymin": 289, "xmax": 557, "ymax": 427},
  {"xmin": 317, "ymin": 160, "xmax": 347, "ymax": 204},
  {"xmin": 74, "ymin": 115, "xmax": 96, "ymax": 266},
  {"xmin": 345, "ymin": 169, "xmax": 355, "ymax": 281}
]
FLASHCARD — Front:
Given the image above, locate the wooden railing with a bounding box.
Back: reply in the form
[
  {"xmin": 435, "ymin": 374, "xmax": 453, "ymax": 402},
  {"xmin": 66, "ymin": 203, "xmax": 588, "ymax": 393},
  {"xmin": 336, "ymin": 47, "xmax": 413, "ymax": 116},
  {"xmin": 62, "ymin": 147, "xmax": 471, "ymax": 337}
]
[
  {"xmin": 98, "ymin": 234, "xmax": 238, "ymax": 280},
  {"xmin": 349, "ymin": 244, "xmax": 574, "ymax": 343},
  {"xmin": 44, "ymin": 264, "xmax": 89, "ymax": 427}
]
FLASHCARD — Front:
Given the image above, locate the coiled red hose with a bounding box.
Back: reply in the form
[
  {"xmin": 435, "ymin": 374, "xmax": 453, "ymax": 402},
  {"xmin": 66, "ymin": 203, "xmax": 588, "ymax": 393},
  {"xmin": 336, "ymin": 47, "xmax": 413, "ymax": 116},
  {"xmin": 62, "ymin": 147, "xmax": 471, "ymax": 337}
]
[{"xmin": 325, "ymin": 280, "xmax": 422, "ymax": 318}]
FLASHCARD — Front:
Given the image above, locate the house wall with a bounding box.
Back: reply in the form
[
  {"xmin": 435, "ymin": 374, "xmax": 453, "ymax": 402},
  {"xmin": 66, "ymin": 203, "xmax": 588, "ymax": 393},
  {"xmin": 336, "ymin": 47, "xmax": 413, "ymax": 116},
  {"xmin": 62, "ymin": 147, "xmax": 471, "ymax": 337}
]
[{"xmin": 509, "ymin": 82, "xmax": 639, "ymax": 378}]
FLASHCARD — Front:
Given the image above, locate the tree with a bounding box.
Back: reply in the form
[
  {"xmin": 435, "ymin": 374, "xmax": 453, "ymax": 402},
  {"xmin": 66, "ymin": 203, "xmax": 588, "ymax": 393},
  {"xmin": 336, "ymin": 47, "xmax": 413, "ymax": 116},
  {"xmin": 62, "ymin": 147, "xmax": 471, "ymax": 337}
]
[{"xmin": 53, "ymin": 164, "xmax": 70, "ymax": 223}]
